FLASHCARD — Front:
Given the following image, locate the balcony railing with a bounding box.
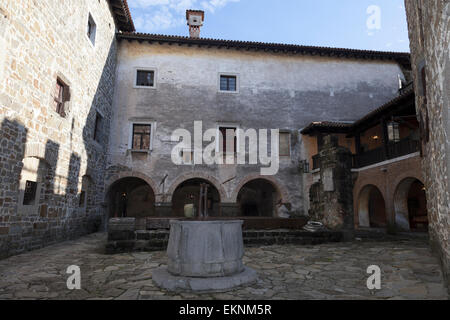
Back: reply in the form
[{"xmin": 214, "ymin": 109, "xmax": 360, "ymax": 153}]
[
  {"xmin": 353, "ymin": 138, "xmax": 419, "ymax": 168},
  {"xmin": 311, "ymin": 138, "xmax": 420, "ymax": 170}
]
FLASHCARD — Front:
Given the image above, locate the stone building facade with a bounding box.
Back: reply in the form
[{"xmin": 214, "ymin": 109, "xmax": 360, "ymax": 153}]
[
  {"xmin": 0, "ymin": 0, "xmax": 134, "ymax": 258},
  {"xmin": 106, "ymin": 31, "xmax": 410, "ymax": 223},
  {"xmin": 404, "ymin": 0, "xmax": 450, "ymax": 289},
  {"xmin": 303, "ymin": 88, "xmax": 426, "ymax": 234}
]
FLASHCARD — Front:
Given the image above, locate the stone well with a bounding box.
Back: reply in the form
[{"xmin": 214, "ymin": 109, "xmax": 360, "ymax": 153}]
[{"xmin": 153, "ymin": 220, "xmax": 257, "ymax": 292}]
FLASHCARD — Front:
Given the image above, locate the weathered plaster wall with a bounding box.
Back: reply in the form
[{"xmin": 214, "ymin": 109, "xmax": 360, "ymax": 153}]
[
  {"xmin": 405, "ymin": 0, "xmax": 450, "ymax": 289},
  {"xmin": 0, "ymin": 0, "xmax": 118, "ymax": 258},
  {"xmin": 108, "ymin": 41, "xmax": 405, "ymax": 216}
]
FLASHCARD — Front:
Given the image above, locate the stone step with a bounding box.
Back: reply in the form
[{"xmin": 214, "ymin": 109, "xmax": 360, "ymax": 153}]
[{"xmin": 105, "ymin": 229, "xmax": 344, "ymax": 254}]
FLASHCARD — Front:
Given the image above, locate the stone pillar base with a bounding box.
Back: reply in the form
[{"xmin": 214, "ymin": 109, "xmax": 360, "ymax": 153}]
[{"xmin": 152, "ymin": 266, "xmax": 257, "ymax": 292}]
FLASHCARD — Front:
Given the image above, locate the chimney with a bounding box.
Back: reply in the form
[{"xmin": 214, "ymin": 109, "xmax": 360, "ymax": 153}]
[{"xmin": 186, "ymin": 10, "xmax": 204, "ymax": 38}]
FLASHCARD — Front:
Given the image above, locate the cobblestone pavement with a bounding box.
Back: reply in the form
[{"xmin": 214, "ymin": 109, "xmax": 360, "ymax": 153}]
[{"xmin": 0, "ymin": 233, "xmax": 448, "ymax": 300}]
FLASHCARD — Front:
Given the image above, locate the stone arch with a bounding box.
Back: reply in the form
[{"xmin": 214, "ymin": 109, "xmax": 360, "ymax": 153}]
[
  {"xmin": 171, "ymin": 178, "xmax": 222, "ymax": 217},
  {"xmin": 105, "ymin": 175, "xmax": 157, "ymax": 218},
  {"xmin": 105, "ymin": 171, "xmax": 158, "ymax": 198},
  {"xmin": 231, "ymin": 174, "xmax": 288, "ymax": 204},
  {"xmin": 394, "ymin": 177, "xmax": 427, "ymax": 231},
  {"xmin": 166, "ymin": 172, "xmax": 227, "ymax": 203},
  {"xmin": 357, "ymin": 184, "xmax": 387, "ymax": 228}
]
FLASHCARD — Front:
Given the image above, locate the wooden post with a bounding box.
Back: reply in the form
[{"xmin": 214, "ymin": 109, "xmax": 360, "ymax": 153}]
[
  {"xmin": 355, "ymin": 132, "xmax": 361, "ymax": 168},
  {"xmin": 381, "ymin": 118, "xmax": 390, "ymax": 160}
]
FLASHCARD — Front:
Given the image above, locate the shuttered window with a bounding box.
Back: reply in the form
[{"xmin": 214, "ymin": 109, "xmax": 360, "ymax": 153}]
[
  {"xmin": 279, "ymin": 132, "xmax": 291, "ymax": 156},
  {"xmin": 219, "ymin": 127, "xmax": 237, "ymax": 153},
  {"xmin": 132, "ymin": 124, "xmax": 151, "ymax": 150},
  {"xmin": 54, "ymin": 79, "xmax": 68, "ymax": 117}
]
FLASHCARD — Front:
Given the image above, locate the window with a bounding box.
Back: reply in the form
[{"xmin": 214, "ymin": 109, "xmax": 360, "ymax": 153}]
[
  {"xmin": 53, "ymin": 79, "xmax": 69, "ymax": 117},
  {"xmin": 180, "ymin": 150, "xmax": 194, "ymax": 164},
  {"xmin": 220, "ymin": 75, "xmax": 237, "ymax": 92},
  {"xmin": 87, "ymin": 13, "xmax": 96, "ymax": 45},
  {"xmin": 93, "ymin": 112, "xmax": 103, "ymax": 143},
  {"xmin": 279, "ymin": 132, "xmax": 291, "ymax": 157},
  {"xmin": 387, "ymin": 122, "xmax": 400, "ymax": 143},
  {"xmin": 136, "ymin": 70, "xmax": 155, "ymax": 87},
  {"xmin": 79, "ymin": 191, "xmax": 86, "ymax": 207},
  {"xmin": 132, "ymin": 124, "xmax": 151, "ymax": 150},
  {"xmin": 219, "ymin": 127, "xmax": 237, "ymax": 153},
  {"xmin": 23, "ymin": 180, "xmax": 37, "ymax": 205}
]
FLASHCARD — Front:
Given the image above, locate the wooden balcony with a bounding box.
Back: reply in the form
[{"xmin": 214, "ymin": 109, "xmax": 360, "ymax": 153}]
[
  {"xmin": 353, "ymin": 138, "xmax": 419, "ymax": 168},
  {"xmin": 311, "ymin": 138, "xmax": 419, "ymax": 170}
]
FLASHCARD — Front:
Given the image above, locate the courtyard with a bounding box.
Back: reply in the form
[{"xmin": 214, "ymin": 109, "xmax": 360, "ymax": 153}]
[{"xmin": 0, "ymin": 233, "xmax": 447, "ymax": 300}]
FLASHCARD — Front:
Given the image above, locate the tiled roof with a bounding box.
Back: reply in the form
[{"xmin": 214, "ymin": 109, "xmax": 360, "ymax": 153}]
[
  {"xmin": 300, "ymin": 121, "xmax": 353, "ymax": 134},
  {"xmin": 116, "ymin": 32, "xmax": 410, "ymax": 65},
  {"xmin": 108, "ymin": 0, "xmax": 135, "ymax": 32},
  {"xmin": 301, "ymin": 88, "xmax": 415, "ymax": 135},
  {"xmin": 352, "ymin": 87, "xmax": 415, "ymax": 128}
]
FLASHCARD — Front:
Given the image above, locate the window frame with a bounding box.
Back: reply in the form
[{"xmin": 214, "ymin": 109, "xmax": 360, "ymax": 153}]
[
  {"xmin": 23, "ymin": 180, "xmax": 38, "ymax": 206},
  {"xmin": 218, "ymin": 73, "xmax": 239, "ymax": 93},
  {"xmin": 134, "ymin": 67, "xmax": 157, "ymax": 89},
  {"xmin": 128, "ymin": 121, "xmax": 155, "ymax": 152},
  {"xmin": 216, "ymin": 123, "xmax": 240, "ymax": 154},
  {"xmin": 53, "ymin": 78, "xmax": 69, "ymax": 118},
  {"xmin": 93, "ymin": 111, "xmax": 104, "ymax": 143},
  {"xmin": 86, "ymin": 13, "xmax": 97, "ymax": 46}
]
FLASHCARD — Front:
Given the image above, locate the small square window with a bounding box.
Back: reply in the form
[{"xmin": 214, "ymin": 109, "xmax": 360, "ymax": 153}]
[
  {"xmin": 87, "ymin": 14, "xmax": 96, "ymax": 45},
  {"xmin": 54, "ymin": 79, "xmax": 69, "ymax": 117},
  {"xmin": 132, "ymin": 124, "xmax": 151, "ymax": 150},
  {"xmin": 93, "ymin": 112, "xmax": 103, "ymax": 143},
  {"xmin": 23, "ymin": 180, "xmax": 37, "ymax": 205},
  {"xmin": 279, "ymin": 132, "xmax": 291, "ymax": 157},
  {"xmin": 136, "ymin": 70, "xmax": 155, "ymax": 87},
  {"xmin": 220, "ymin": 75, "xmax": 237, "ymax": 92}
]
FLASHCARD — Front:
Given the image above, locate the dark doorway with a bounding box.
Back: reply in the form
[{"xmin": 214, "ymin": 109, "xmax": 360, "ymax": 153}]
[
  {"xmin": 408, "ymin": 180, "xmax": 428, "ymax": 231},
  {"xmin": 172, "ymin": 178, "xmax": 221, "ymax": 217},
  {"xmin": 237, "ymin": 179, "xmax": 280, "ymax": 217},
  {"xmin": 107, "ymin": 177, "xmax": 155, "ymax": 218}
]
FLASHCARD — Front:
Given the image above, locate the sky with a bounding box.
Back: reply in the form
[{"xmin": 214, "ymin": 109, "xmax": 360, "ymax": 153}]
[{"xmin": 128, "ymin": 0, "xmax": 410, "ymax": 52}]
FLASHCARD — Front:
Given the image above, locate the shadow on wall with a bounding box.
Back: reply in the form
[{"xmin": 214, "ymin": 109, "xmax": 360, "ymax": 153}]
[{"xmin": 0, "ymin": 39, "xmax": 117, "ymax": 258}]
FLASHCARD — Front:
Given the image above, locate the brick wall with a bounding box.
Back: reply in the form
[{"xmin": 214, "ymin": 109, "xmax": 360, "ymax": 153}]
[
  {"xmin": 0, "ymin": 0, "xmax": 118, "ymax": 258},
  {"xmin": 353, "ymin": 154, "xmax": 423, "ymax": 230}
]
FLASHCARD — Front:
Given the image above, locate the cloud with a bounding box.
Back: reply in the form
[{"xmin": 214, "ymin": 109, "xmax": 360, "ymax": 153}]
[
  {"xmin": 129, "ymin": 0, "xmax": 240, "ymax": 32},
  {"xmin": 201, "ymin": 0, "xmax": 240, "ymax": 13}
]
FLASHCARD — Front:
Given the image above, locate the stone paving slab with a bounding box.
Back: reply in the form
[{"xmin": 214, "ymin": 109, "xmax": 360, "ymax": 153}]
[{"xmin": 0, "ymin": 233, "xmax": 448, "ymax": 300}]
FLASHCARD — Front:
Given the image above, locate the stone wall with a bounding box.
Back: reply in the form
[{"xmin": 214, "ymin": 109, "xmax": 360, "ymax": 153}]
[
  {"xmin": 0, "ymin": 0, "xmax": 118, "ymax": 258},
  {"xmin": 308, "ymin": 135, "xmax": 354, "ymax": 235},
  {"xmin": 404, "ymin": 0, "xmax": 450, "ymax": 289}
]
